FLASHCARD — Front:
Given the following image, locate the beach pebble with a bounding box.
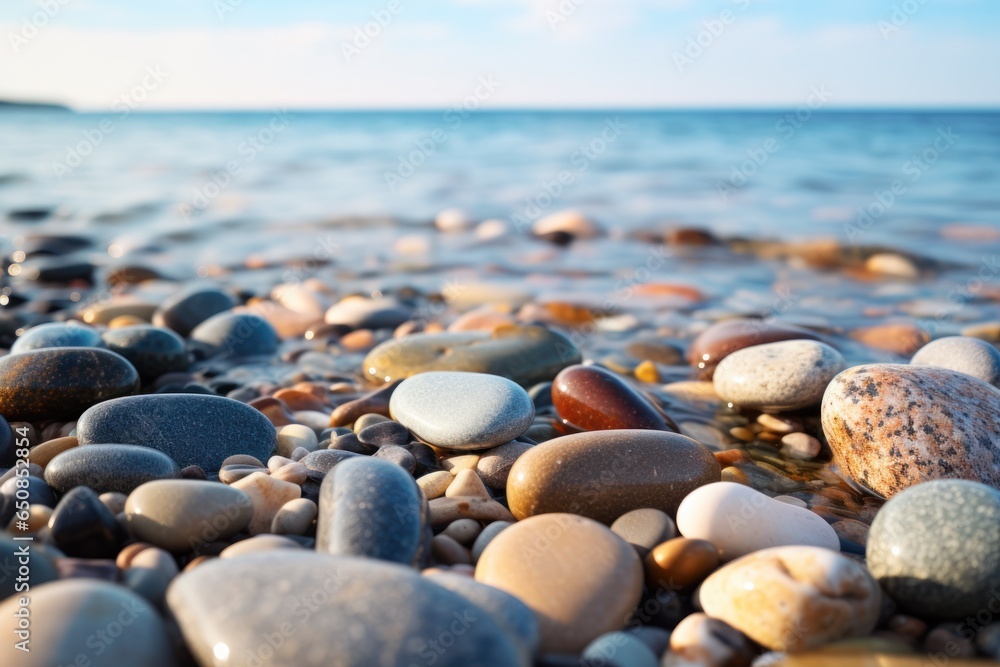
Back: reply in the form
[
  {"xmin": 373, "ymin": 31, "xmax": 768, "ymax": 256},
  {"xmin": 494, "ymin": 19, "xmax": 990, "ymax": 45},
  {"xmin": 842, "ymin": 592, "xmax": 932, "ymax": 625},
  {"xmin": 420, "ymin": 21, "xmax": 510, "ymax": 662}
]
[
  {"xmin": 276, "ymin": 423, "xmax": 319, "ymax": 457},
  {"xmin": 644, "ymin": 537, "xmax": 720, "ymax": 592},
  {"xmin": 471, "ymin": 520, "xmax": 512, "ymax": 562},
  {"xmin": 101, "ymin": 324, "xmax": 189, "ymax": 381},
  {"xmin": 356, "ymin": 419, "xmax": 410, "ymax": 447},
  {"xmin": 231, "ymin": 471, "xmax": 301, "ymax": 535},
  {"xmin": 316, "ymin": 456, "xmax": 425, "ymax": 565},
  {"xmin": 779, "ymin": 432, "xmax": 822, "ymax": 460},
  {"xmin": 44, "ymin": 444, "xmax": 181, "ymax": 494},
  {"xmin": 125, "ymin": 479, "xmax": 254, "ymax": 552},
  {"xmin": 865, "ymin": 253, "xmax": 920, "ymax": 279},
  {"xmin": 688, "ymin": 319, "xmax": 822, "ymax": 377},
  {"xmin": 698, "ymin": 546, "xmax": 881, "ymax": 651},
  {"xmin": 168, "ymin": 551, "xmax": 525, "ymax": 666},
  {"xmin": 476, "ymin": 440, "xmax": 534, "ymax": 488},
  {"xmin": 610, "ymin": 508, "xmax": 677, "ymax": 558},
  {"xmin": 821, "ymin": 364, "xmax": 1000, "ymax": 497},
  {"xmin": 507, "ymin": 430, "xmax": 720, "ymax": 524},
  {"xmin": 552, "ymin": 364, "xmax": 678, "ymax": 431},
  {"xmin": 301, "ymin": 448, "xmax": 361, "ymax": 474},
  {"xmin": 664, "ymin": 613, "xmax": 755, "ymax": 667},
  {"xmin": 219, "ymin": 534, "xmax": 302, "ymax": 559},
  {"xmin": 0, "ymin": 348, "xmax": 139, "ymax": 421},
  {"xmin": 867, "ymin": 479, "xmax": 1000, "ymax": 618},
  {"xmin": 153, "ymin": 284, "xmax": 236, "ymax": 336},
  {"xmin": 713, "ymin": 340, "xmax": 844, "ymax": 411},
  {"xmin": 442, "ymin": 518, "xmax": 481, "ymax": 546},
  {"xmin": 852, "ymin": 322, "xmax": 929, "ymax": 356},
  {"xmin": 372, "ymin": 444, "xmax": 416, "ymax": 472},
  {"xmin": 363, "ymin": 325, "xmax": 581, "ymax": 386},
  {"xmin": 431, "ymin": 534, "xmax": 470, "ymax": 565},
  {"xmin": 390, "ymin": 371, "xmax": 534, "ymax": 450},
  {"xmin": 77, "ymin": 394, "xmax": 278, "ymax": 472},
  {"xmin": 48, "ymin": 486, "xmax": 125, "ymax": 558},
  {"xmin": 435, "ymin": 207, "xmax": 474, "ymax": 232},
  {"xmin": 325, "ymin": 296, "xmax": 411, "ymax": 330},
  {"xmin": 10, "ymin": 321, "xmax": 103, "ymax": 353},
  {"xmin": 417, "ymin": 470, "xmax": 454, "ymax": 499},
  {"xmin": 582, "ymin": 631, "xmax": 658, "ymax": 667},
  {"xmin": 0, "ymin": 534, "xmax": 58, "ymax": 600},
  {"xmin": 271, "ymin": 497, "xmax": 318, "ymax": 535},
  {"xmin": 910, "ymin": 336, "xmax": 1000, "ymax": 387},
  {"xmin": 475, "ymin": 513, "xmax": 643, "ymax": 654},
  {"xmin": 190, "ymin": 311, "xmax": 279, "ymax": 358},
  {"xmin": 0, "ymin": 579, "xmax": 176, "ymax": 667},
  {"xmin": 122, "ymin": 545, "xmax": 179, "ymax": 605},
  {"xmin": 532, "ymin": 209, "xmax": 603, "ymax": 239},
  {"xmin": 676, "ymin": 482, "xmax": 839, "ymax": 560}
]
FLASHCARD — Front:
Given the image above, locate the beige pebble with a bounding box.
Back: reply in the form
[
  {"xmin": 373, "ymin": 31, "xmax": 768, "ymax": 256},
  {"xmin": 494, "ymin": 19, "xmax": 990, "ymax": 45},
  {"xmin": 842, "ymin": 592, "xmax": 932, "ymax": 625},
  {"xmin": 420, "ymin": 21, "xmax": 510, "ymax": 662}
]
[
  {"xmin": 428, "ymin": 496, "xmax": 514, "ymax": 526},
  {"xmin": 99, "ymin": 491, "xmax": 128, "ymax": 515},
  {"xmin": 757, "ymin": 414, "xmax": 799, "ymax": 434},
  {"xmin": 699, "ymin": 545, "xmax": 881, "ymax": 651},
  {"xmin": 865, "ymin": 252, "xmax": 920, "ymax": 279},
  {"xmin": 276, "ymin": 424, "xmax": 319, "ymax": 458},
  {"xmin": 665, "ymin": 613, "xmax": 755, "ymax": 667},
  {"xmin": 272, "ymin": 462, "xmax": 308, "ymax": 485},
  {"xmin": 446, "ymin": 469, "xmax": 490, "ymax": 499},
  {"xmin": 729, "ymin": 427, "xmax": 755, "ymax": 442},
  {"xmin": 440, "ymin": 454, "xmax": 480, "ymax": 473},
  {"xmin": 442, "ymin": 518, "xmax": 482, "ymax": 546},
  {"xmin": 219, "ymin": 535, "xmax": 302, "ymax": 559},
  {"xmin": 780, "ymin": 432, "xmax": 821, "ymax": 460},
  {"xmin": 123, "ymin": 546, "xmax": 178, "ymax": 606},
  {"xmin": 27, "ymin": 436, "xmax": 78, "ymax": 469},
  {"xmin": 271, "ymin": 497, "xmax": 318, "ymax": 536},
  {"xmin": 291, "ymin": 410, "xmax": 331, "ymax": 432},
  {"xmin": 6, "ymin": 504, "xmax": 52, "ymax": 533},
  {"xmin": 221, "ymin": 454, "xmax": 265, "ymax": 468},
  {"xmin": 267, "ymin": 455, "xmax": 295, "ymax": 472},
  {"xmin": 417, "ymin": 471, "xmax": 453, "ymax": 499},
  {"xmin": 720, "ymin": 466, "xmax": 748, "ymax": 485},
  {"xmin": 230, "ymin": 472, "xmax": 302, "ymax": 536}
]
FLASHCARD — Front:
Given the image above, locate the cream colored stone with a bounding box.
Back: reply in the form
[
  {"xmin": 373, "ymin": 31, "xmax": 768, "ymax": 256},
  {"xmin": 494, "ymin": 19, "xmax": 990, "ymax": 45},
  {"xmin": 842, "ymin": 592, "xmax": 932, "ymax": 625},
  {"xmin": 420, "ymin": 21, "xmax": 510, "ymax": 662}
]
[
  {"xmin": 276, "ymin": 423, "xmax": 319, "ymax": 458},
  {"xmin": 665, "ymin": 613, "xmax": 754, "ymax": 667},
  {"xmin": 417, "ymin": 471, "xmax": 453, "ymax": 499},
  {"xmin": 231, "ymin": 472, "xmax": 301, "ymax": 536}
]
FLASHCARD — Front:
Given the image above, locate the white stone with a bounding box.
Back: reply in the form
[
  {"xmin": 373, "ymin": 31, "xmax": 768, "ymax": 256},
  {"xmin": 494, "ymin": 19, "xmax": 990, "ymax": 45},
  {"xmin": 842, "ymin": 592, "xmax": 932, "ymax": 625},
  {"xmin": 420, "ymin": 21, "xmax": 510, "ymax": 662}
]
[
  {"xmin": 910, "ymin": 336, "xmax": 1000, "ymax": 387},
  {"xmin": 276, "ymin": 423, "xmax": 319, "ymax": 458},
  {"xmin": 532, "ymin": 209, "xmax": 603, "ymax": 239}
]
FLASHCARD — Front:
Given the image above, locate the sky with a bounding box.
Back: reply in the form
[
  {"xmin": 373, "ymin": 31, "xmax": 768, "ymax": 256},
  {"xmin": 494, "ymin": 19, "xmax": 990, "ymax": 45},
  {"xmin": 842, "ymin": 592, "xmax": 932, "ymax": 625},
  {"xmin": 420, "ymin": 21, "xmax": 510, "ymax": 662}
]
[{"xmin": 0, "ymin": 0, "xmax": 998, "ymax": 110}]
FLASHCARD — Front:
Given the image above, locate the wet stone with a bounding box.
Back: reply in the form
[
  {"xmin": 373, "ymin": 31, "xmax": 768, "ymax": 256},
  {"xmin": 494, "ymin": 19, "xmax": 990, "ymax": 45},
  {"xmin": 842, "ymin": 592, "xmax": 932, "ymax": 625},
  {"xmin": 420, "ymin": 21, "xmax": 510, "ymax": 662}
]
[
  {"xmin": 552, "ymin": 364, "xmax": 678, "ymax": 432},
  {"xmin": 0, "ymin": 348, "xmax": 140, "ymax": 421},
  {"xmin": 101, "ymin": 324, "xmax": 189, "ymax": 382},
  {"xmin": 44, "ymin": 444, "xmax": 181, "ymax": 495},
  {"xmin": 688, "ymin": 319, "xmax": 823, "ymax": 377},
  {"xmin": 190, "ymin": 311, "xmax": 279, "ymax": 358},
  {"xmin": 153, "ymin": 284, "xmax": 236, "ymax": 337}
]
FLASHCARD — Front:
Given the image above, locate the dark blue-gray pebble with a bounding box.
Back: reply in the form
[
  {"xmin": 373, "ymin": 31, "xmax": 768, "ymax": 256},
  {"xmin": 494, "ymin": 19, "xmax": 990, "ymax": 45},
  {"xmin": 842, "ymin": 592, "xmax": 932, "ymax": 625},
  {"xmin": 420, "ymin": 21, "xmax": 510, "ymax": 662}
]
[{"xmin": 44, "ymin": 444, "xmax": 181, "ymax": 494}]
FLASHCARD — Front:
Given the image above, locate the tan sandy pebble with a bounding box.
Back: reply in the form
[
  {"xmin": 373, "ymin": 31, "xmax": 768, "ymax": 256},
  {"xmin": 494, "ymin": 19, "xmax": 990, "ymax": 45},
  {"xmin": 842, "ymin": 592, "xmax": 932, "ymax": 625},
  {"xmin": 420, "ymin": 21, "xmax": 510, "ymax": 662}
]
[
  {"xmin": 116, "ymin": 541, "xmax": 154, "ymax": 568},
  {"xmin": 417, "ymin": 471, "xmax": 453, "ymax": 499},
  {"xmin": 780, "ymin": 432, "xmax": 821, "ymax": 460},
  {"xmin": 757, "ymin": 413, "xmax": 798, "ymax": 434},
  {"xmin": 644, "ymin": 537, "xmax": 720, "ymax": 593},
  {"xmin": 267, "ymin": 455, "xmax": 295, "ymax": 471},
  {"xmin": 431, "ymin": 534, "xmax": 472, "ymax": 566},
  {"xmin": 29, "ymin": 435, "xmax": 78, "ymax": 470},
  {"xmin": 446, "ymin": 469, "xmax": 491, "ymax": 499},
  {"xmin": 729, "ymin": 427, "xmax": 755, "ymax": 442},
  {"xmin": 865, "ymin": 253, "xmax": 919, "ymax": 279},
  {"xmin": 99, "ymin": 491, "xmax": 128, "ymax": 515},
  {"xmin": 272, "ymin": 462, "xmax": 308, "ymax": 485},
  {"xmin": 230, "ymin": 472, "xmax": 301, "ymax": 535},
  {"xmin": 292, "ymin": 410, "xmax": 331, "ymax": 432},
  {"xmin": 475, "ymin": 513, "xmax": 642, "ymax": 654},
  {"xmin": 219, "ymin": 535, "xmax": 302, "ymax": 559},
  {"xmin": 123, "ymin": 546, "xmax": 178, "ymax": 606},
  {"xmin": 276, "ymin": 423, "xmax": 319, "ymax": 458},
  {"xmin": 442, "ymin": 518, "xmax": 482, "ymax": 546},
  {"xmin": 271, "ymin": 497, "xmax": 318, "ymax": 536},
  {"xmin": 851, "ymin": 323, "xmax": 929, "ymax": 356},
  {"xmin": 664, "ymin": 613, "xmax": 755, "ymax": 667},
  {"xmin": 428, "ymin": 496, "xmax": 514, "ymax": 526},
  {"xmin": 441, "ymin": 454, "xmax": 480, "ymax": 473},
  {"xmin": 720, "ymin": 466, "xmax": 748, "ymax": 485},
  {"xmin": 699, "ymin": 546, "xmax": 881, "ymax": 652}
]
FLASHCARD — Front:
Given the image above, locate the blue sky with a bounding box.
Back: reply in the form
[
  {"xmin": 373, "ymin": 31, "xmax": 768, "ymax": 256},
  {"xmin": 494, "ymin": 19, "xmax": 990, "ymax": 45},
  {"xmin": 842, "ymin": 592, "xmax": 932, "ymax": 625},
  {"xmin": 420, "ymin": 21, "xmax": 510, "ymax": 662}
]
[{"xmin": 1, "ymin": 0, "xmax": 998, "ymax": 109}]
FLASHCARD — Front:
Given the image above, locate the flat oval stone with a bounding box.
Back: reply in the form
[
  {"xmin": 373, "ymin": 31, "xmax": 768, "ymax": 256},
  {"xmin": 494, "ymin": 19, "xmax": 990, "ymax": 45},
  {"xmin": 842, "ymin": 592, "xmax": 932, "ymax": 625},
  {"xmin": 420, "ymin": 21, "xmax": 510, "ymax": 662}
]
[
  {"xmin": 0, "ymin": 348, "xmax": 140, "ymax": 421},
  {"xmin": 190, "ymin": 311, "xmax": 279, "ymax": 358},
  {"xmin": 0, "ymin": 579, "xmax": 176, "ymax": 667},
  {"xmin": 910, "ymin": 336, "xmax": 1000, "ymax": 387},
  {"xmin": 45, "ymin": 444, "xmax": 181, "ymax": 494},
  {"xmin": 475, "ymin": 513, "xmax": 643, "ymax": 654},
  {"xmin": 125, "ymin": 479, "xmax": 254, "ymax": 552},
  {"xmin": 552, "ymin": 364, "xmax": 678, "ymax": 431},
  {"xmin": 698, "ymin": 546, "xmax": 881, "ymax": 651},
  {"xmin": 713, "ymin": 340, "xmax": 845, "ymax": 411},
  {"xmin": 821, "ymin": 364, "xmax": 1000, "ymax": 497},
  {"xmin": 101, "ymin": 325, "xmax": 189, "ymax": 381},
  {"xmin": 676, "ymin": 482, "xmax": 839, "ymax": 560},
  {"xmin": 688, "ymin": 319, "xmax": 822, "ymax": 377},
  {"xmin": 507, "ymin": 430, "xmax": 720, "ymax": 524},
  {"xmin": 363, "ymin": 325, "xmax": 581, "ymax": 386},
  {"xmin": 153, "ymin": 284, "xmax": 236, "ymax": 336},
  {"xmin": 867, "ymin": 479, "xmax": 1000, "ymax": 618},
  {"xmin": 390, "ymin": 371, "xmax": 535, "ymax": 450},
  {"xmin": 644, "ymin": 537, "xmax": 720, "ymax": 592},
  {"xmin": 168, "ymin": 551, "xmax": 525, "ymax": 666},
  {"xmin": 10, "ymin": 321, "xmax": 104, "ymax": 353},
  {"xmin": 77, "ymin": 394, "xmax": 278, "ymax": 471},
  {"xmin": 317, "ymin": 456, "xmax": 425, "ymax": 565},
  {"xmin": 324, "ymin": 296, "xmax": 412, "ymax": 329}
]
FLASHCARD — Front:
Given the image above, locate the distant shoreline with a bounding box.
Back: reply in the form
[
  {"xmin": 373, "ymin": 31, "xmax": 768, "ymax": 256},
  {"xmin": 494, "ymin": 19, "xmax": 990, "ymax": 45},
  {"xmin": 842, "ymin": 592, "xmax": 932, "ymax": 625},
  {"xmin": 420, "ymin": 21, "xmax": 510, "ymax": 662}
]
[{"xmin": 0, "ymin": 100, "xmax": 71, "ymax": 112}]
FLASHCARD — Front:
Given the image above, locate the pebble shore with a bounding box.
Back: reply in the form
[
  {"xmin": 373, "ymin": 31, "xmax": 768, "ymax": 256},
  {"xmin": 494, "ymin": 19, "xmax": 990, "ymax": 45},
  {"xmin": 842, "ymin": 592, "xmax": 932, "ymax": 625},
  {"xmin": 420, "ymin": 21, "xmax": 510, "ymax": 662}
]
[{"xmin": 1, "ymin": 211, "xmax": 999, "ymax": 666}]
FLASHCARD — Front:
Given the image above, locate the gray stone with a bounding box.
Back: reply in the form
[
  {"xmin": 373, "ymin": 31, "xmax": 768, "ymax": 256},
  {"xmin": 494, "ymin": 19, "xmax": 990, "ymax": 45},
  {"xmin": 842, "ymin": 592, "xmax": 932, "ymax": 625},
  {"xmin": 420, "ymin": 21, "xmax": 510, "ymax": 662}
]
[
  {"xmin": 10, "ymin": 321, "xmax": 103, "ymax": 353},
  {"xmin": 101, "ymin": 325, "xmax": 189, "ymax": 381},
  {"xmin": 372, "ymin": 444, "xmax": 416, "ymax": 473},
  {"xmin": 390, "ymin": 371, "xmax": 535, "ymax": 450},
  {"xmin": 867, "ymin": 479, "xmax": 1000, "ymax": 619},
  {"xmin": 317, "ymin": 457, "xmax": 425, "ymax": 566},
  {"xmin": 0, "ymin": 579, "xmax": 177, "ymax": 666},
  {"xmin": 153, "ymin": 284, "xmax": 236, "ymax": 336},
  {"xmin": 45, "ymin": 444, "xmax": 181, "ymax": 494},
  {"xmin": 0, "ymin": 534, "xmax": 58, "ymax": 602},
  {"xmin": 471, "ymin": 520, "xmax": 512, "ymax": 563},
  {"xmin": 190, "ymin": 311, "xmax": 279, "ymax": 358},
  {"xmin": 76, "ymin": 394, "xmax": 277, "ymax": 471},
  {"xmin": 476, "ymin": 440, "xmax": 534, "ymax": 488},
  {"xmin": 301, "ymin": 448, "xmax": 361, "ymax": 474},
  {"xmin": 911, "ymin": 336, "xmax": 1000, "ymax": 387},
  {"xmin": 582, "ymin": 631, "xmax": 658, "ymax": 667},
  {"xmin": 167, "ymin": 551, "xmax": 525, "ymax": 666},
  {"xmin": 713, "ymin": 340, "xmax": 845, "ymax": 411},
  {"xmin": 610, "ymin": 508, "xmax": 676, "ymax": 558}
]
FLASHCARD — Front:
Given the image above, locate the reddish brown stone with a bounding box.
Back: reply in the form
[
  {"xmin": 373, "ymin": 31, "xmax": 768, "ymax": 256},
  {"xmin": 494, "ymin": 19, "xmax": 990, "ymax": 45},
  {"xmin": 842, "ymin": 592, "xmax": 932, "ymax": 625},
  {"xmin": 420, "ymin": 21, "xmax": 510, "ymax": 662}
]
[
  {"xmin": 328, "ymin": 380, "xmax": 400, "ymax": 427},
  {"xmin": 271, "ymin": 388, "xmax": 326, "ymax": 412},
  {"xmin": 247, "ymin": 396, "xmax": 295, "ymax": 427},
  {"xmin": 687, "ymin": 319, "xmax": 822, "ymax": 378},
  {"xmin": 552, "ymin": 364, "xmax": 677, "ymax": 432}
]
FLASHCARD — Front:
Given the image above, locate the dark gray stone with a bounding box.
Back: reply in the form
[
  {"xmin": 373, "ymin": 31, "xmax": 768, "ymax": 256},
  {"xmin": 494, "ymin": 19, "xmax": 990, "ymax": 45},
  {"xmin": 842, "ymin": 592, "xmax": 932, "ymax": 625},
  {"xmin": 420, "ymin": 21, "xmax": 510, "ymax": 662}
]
[
  {"xmin": 101, "ymin": 325, "xmax": 189, "ymax": 382},
  {"xmin": 0, "ymin": 414, "xmax": 13, "ymax": 468},
  {"xmin": 0, "ymin": 475, "xmax": 57, "ymax": 508},
  {"xmin": 302, "ymin": 449, "xmax": 361, "ymax": 474},
  {"xmin": 44, "ymin": 444, "xmax": 181, "ymax": 494},
  {"xmin": 153, "ymin": 284, "xmax": 236, "ymax": 336},
  {"xmin": 10, "ymin": 321, "xmax": 103, "ymax": 353},
  {"xmin": 190, "ymin": 311, "xmax": 279, "ymax": 358},
  {"xmin": 867, "ymin": 479, "xmax": 1000, "ymax": 619},
  {"xmin": 0, "ymin": 534, "xmax": 59, "ymax": 601},
  {"xmin": 317, "ymin": 456, "xmax": 424, "ymax": 565},
  {"xmin": 76, "ymin": 394, "xmax": 277, "ymax": 472},
  {"xmin": 49, "ymin": 486, "xmax": 125, "ymax": 559},
  {"xmin": 167, "ymin": 551, "xmax": 525, "ymax": 667},
  {"xmin": 372, "ymin": 444, "xmax": 416, "ymax": 473},
  {"xmin": 357, "ymin": 419, "xmax": 410, "ymax": 447}
]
